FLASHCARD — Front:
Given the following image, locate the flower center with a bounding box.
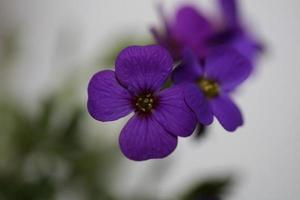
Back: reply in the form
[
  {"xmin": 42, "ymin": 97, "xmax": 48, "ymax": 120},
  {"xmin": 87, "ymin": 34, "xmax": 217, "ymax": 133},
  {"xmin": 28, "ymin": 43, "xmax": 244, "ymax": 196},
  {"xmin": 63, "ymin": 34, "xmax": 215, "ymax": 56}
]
[
  {"xmin": 135, "ymin": 93, "xmax": 155, "ymax": 113},
  {"xmin": 198, "ymin": 78, "xmax": 219, "ymax": 98}
]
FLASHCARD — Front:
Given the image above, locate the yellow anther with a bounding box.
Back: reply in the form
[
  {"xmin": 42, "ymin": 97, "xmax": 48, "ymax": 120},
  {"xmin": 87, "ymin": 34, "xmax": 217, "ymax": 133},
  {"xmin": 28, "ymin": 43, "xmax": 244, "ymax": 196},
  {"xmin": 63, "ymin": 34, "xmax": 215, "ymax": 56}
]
[
  {"xmin": 135, "ymin": 93, "xmax": 155, "ymax": 113},
  {"xmin": 198, "ymin": 78, "xmax": 219, "ymax": 98}
]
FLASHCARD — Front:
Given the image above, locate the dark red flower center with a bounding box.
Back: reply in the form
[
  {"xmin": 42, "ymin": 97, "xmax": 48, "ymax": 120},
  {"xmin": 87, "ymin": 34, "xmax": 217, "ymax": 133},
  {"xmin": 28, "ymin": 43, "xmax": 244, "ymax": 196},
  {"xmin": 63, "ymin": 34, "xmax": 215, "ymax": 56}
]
[
  {"xmin": 198, "ymin": 78, "xmax": 219, "ymax": 98},
  {"xmin": 134, "ymin": 93, "xmax": 156, "ymax": 113}
]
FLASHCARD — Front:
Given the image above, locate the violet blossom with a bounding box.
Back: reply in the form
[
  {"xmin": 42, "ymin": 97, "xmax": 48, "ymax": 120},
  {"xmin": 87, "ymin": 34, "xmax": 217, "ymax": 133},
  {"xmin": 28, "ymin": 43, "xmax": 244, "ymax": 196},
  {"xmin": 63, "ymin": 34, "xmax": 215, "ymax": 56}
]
[
  {"xmin": 151, "ymin": 4, "xmax": 213, "ymax": 61},
  {"xmin": 172, "ymin": 48, "xmax": 252, "ymax": 131},
  {"xmin": 152, "ymin": 0, "xmax": 262, "ymax": 64},
  {"xmin": 87, "ymin": 45, "xmax": 196, "ymax": 161},
  {"xmin": 207, "ymin": 0, "xmax": 263, "ymax": 63}
]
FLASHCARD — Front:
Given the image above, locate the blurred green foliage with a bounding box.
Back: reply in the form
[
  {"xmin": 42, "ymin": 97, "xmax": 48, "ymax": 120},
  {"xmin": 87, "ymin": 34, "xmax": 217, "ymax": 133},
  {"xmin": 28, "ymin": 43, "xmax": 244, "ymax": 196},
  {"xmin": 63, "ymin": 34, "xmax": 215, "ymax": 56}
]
[
  {"xmin": 182, "ymin": 177, "xmax": 232, "ymax": 200},
  {"xmin": 0, "ymin": 96, "xmax": 119, "ymax": 200}
]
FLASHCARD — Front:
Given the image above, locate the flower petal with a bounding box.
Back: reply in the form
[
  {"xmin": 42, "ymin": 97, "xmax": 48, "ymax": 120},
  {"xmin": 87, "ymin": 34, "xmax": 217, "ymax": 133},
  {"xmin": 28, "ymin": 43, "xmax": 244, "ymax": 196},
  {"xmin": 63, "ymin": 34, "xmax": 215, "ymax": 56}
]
[
  {"xmin": 172, "ymin": 48, "xmax": 203, "ymax": 84},
  {"xmin": 150, "ymin": 5, "xmax": 170, "ymax": 48},
  {"xmin": 115, "ymin": 45, "xmax": 173, "ymax": 93},
  {"xmin": 184, "ymin": 84, "xmax": 214, "ymax": 125},
  {"xmin": 210, "ymin": 95, "xmax": 243, "ymax": 131},
  {"xmin": 205, "ymin": 48, "xmax": 252, "ymax": 91},
  {"xmin": 171, "ymin": 5, "xmax": 213, "ymax": 56},
  {"xmin": 119, "ymin": 115, "xmax": 178, "ymax": 161},
  {"xmin": 87, "ymin": 70, "xmax": 133, "ymax": 121},
  {"xmin": 151, "ymin": 4, "xmax": 184, "ymax": 61},
  {"xmin": 218, "ymin": 0, "xmax": 240, "ymax": 29},
  {"xmin": 231, "ymin": 33, "xmax": 262, "ymax": 63},
  {"xmin": 153, "ymin": 85, "xmax": 197, "ymax": 137},
  {"xmin": 150, "ymin": 27, "xmax": 183, "ymax": 62}
]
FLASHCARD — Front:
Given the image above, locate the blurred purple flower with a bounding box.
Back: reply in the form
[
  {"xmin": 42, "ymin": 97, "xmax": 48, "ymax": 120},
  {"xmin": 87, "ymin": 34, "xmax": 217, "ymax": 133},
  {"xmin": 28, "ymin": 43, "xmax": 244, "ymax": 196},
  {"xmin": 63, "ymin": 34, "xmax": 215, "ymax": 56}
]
[
  {"xmin": 151, "ymin": 0, "xmax": 262, "ymax": 64},
  {"xmin": 151, "ymin": 5, "xmax": 213, "ymax": 61},
  {"xmin": 173, "ymin": 48, "xmax": 252, "ymax": 131},
  {"xmin": 207, "ymin": 0, "xmax": 263, "ymax": 63},
  {"xmin": 87, "ymin": 45, "xmax": 196, "ymax": 161}
]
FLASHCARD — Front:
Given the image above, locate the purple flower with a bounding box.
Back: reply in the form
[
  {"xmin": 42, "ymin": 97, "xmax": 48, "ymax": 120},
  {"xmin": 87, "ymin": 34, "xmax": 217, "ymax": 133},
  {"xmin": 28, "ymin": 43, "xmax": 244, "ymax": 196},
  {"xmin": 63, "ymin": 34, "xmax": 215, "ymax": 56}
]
[
  {"xmin": 152, "ymin": 1, "xmax": 262, "ymax": 64},
  {"xmin": 173, "ymin": 48, "xmax": 252, "ymax": 131},
  {"xmin": 207, "ymin": 0, "xmax": 263, "ymax": 63},
  {"xmin": 87, "ymin": 45, "xmax": 197, "ymax": 161},
  {"xmin": 151, "ymin": 5, "xmax": 213, "ymax": 61}
]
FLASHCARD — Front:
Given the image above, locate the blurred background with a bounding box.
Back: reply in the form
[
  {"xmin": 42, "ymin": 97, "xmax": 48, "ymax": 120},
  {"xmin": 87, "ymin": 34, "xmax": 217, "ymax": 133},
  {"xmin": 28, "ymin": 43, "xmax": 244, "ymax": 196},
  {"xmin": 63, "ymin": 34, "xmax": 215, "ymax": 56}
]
[{"xmin": 0, "ymin": 0, "xmax": 299, "ymax": 199}]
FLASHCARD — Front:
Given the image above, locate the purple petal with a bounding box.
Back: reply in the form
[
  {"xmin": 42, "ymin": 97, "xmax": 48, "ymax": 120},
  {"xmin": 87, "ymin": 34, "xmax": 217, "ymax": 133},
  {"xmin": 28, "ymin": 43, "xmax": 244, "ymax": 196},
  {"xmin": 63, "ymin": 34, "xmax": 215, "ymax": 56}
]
[
  {"xmin": 231, "ymin": 33, "xmax": 262, "ymax": 63},
  {"xmin": 171, "ymin": 5, "xmax": 213, "ymax": 56},
  {"xmin": 150, "ymin": 5, "xmax": 170, "ymax": 47},
  {"xmin": 205, "ymin": 48, "xmax": 252, "ymax": 92},
  {"xmin": 151, "ymin": 4, "xmax": 184, "ymax": 61},
  {"xmin": 119, "ymin": 115, "xmax": 178, "ymax": 161},
  {"xmin": 150, "ymin": 27, "xmax": 183, "ymax": 61},
  {"xmin": 172, "ymin": 48, "xmax": 203, "ymax": 84},
  {"xmin": 218, "ymin": 0, "xmax": 240, "ymax": 28},
  {"xmin": 87, "ymin": 70, "xmax": 133, "ymax": 121},
  {"xmin": 184, "ymin": 84, "xmax": 214, "ymax": 125},
  {"xmin": 153, "ymin": 85, "xmax": 197, "ymax": 137},
  {"xmin": 210, "ymin": 95, "xmax": 243, "ymax": 131},
  {"xmin": 115, "ymin": 45, "xmax": 173, "ymax": 93}
]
